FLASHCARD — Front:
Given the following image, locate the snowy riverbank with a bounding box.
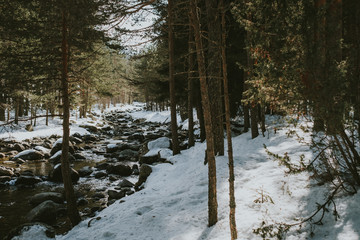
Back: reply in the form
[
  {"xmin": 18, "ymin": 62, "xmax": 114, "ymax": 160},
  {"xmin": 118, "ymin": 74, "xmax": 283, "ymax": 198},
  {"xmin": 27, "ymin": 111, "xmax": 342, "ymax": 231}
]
[{"xmin": 6, "ymin": 104, "xmax": 360, "ymax": 240}]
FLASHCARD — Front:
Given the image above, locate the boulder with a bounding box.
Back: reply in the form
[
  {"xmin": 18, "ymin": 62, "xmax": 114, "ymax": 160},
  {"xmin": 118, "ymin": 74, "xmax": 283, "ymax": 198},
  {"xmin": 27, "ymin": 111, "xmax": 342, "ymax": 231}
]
[
  {"xmin": 0, "ymin": 166, "xmax": 14, "ymax": 176},
  {"xmin": 83, "ymin": 134, "xmax": 97, "ymax": 142},
  {"xmin": 14, "ymin": 143, "xmax": 25, "ymax": 152},
  {"xmin": 139, "ymin": 154, "xmax": 160, "ymax": 165},
  {"xmin": 4, "ymin": 223, "xmax": 55, "ymax": 240},
  {"xmin": 78, "ymin": 166, "xmax": 93, "ymax": 177},
  {"xmin": 135, "ymin": 164, "xmax": 152, "ymax": 188},
  {"xmin": 48, "ymin": 164, "xmax": 79, "ymax": 183},
  {"xmin": 34, "ymin": 146, "xmax": 51, "ymax": 158},
  {"xmin": 79, "ymin": 124, "xmax": 98, "ymax": 133},
  {"xmin": 117, "ymin": 149, "xmax": 139, "ymax": 161},
  {"xmin": 0, "ymin": 176, "xmax": 11, "ymax": 183},
  {"xmin": 0, "ymin": 152, "xmax": 5, "ymax": 159},
  {"xmin": 73, "ymin": 153, "xmax": 86, "ymax": 160},
  {"xmin": 13, "ymin": 149, "xmax": 44, "ymax": 161},
  {"xmin": 29, "ymin": 192, "xmax": 64, "ymax": 206},
  {"xmin": 26, "ymin": 200, "xmax": 62, "ymax": 224},
  {"xmin": 128, "ymin": 133, "xmax": 145, "ymax": 142},
  {"xmin": 94, "ymin": 171, "xmax": 108, "ymax": 179},
  {"xmin": 119, "ymin": 179, "xmax": 134, "ymax": 188},
  {"xmin": 107, "ymin": 189, "xmax": 126, "ymax": 200},
  {"xmin": 50, "ymin": 139, "xmax": 75, "ymax": 156},
  {"xmin": 106, "ymin": 144, "xmax": 118, "ymax": 153},
  {"xmin": 49, "ymin": 150, "xmax": 76, "ymax": 164},
  {"xmin": 16, "ymin": 175, "xmax": 43, "ymax": 185},
  {"xmin": 147, "ymin": 137, "xmax": 170, "ymax": 150},
  {"xmin": 25, "ymin": 124, "xmax": 33, "ymax": 132},
  {"xmin": 70, "ymin": 136, "xmax": 83, "ymax": 144},
  {"xmin": 106, "ymin": 164, "xmax": 132, "ymax": 176}
]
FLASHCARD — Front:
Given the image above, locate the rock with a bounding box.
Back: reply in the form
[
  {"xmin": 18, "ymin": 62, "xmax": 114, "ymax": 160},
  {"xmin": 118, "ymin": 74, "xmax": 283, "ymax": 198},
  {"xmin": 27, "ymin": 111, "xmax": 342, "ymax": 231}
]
[
  {"xmin": 29, "ymin": 192, "xmax": 64, "ymax": 206},
  {"xmin": 49, "ymin": 164, "xmax": 79, "ymax": 183},
  {"xmin": 139, "ymin": 154, "xmax": 160, "ymax": 165},
  {"xmin": 0, "ymin": 152, "xmax": 5, "ymax": 158},
  {"xmin": 0, "ymin": 176, "xmax": 11, "ymax": 183},
  {"xmin": 106, "ymin": 144, "xmax": 118, "ymax": 153},
  {"xmin": 4, "ymin": 223, "xmax": 55, "ymax": 240},
  {"xmin": 119, "ymin": 179, "xmax": 134, "ymax": 188},
  {"xmin": 147, "ymin": 137, "xmax": 170, "ymax": 150},
  {"xmin": 117, "ymin": 149, "xmax": 139, "ymax": 161},
  {"xmin": 77, "ymin": 197, "xmax": 88, "ymax": 206},
  {"xmin": 106, "ymin": 164, "xmax": 132, "ymax": 176},
  {"xmin": 96, "ymin": 162, "xmax": 109, "ymax": 170},
  {"xmin": 107, "ymin": 190, "xmax": 126, "ymax": 200},
  {"xmin": 73, "ymin": 153, "xmax": 86, "ymax": 160},
  {"xmin": 79, "ymin": 124, "xmax": 98, "ymax": 133},
  {"xmin": 128, "ymin": 133, "xmax": 145, "ymax": 142},
  {"xmin": 21, "ymin": 170, "xmax": 34, "ymax": 176},
  {"xmin": 70, "ymin": 136, "xmax": 83, "ymax": 144},
  {"xmin": 49, "ymin": 150, "xmax": 76, "ymax": 164},
  {"xmin": 15, "ymin": 158, "xmax": 26, "ymax": 164},
  {"xmin": 83, "ymin": 134, "xmax": 97, "ymax": 142},
  {"xmin": 50, "ymin": 139, "xmax": 75, "ymax": 156},
  {"xmin": 14, "ymin": 143, "xmax": 25, "ymax": 152},
  {"xmin": 0, "ymin": 166, "xmax": 14, "ymax": 176},
  {"xmin": 15, "ymin": 175, "xmax": 43, "ymax": 185},
  {"xmin": 135, "ymin": 164, "xmax": 152, "ymax": 188},
  {"xmin": 13, "ymin": 149, "xmax": 44, "ymax": 161},
  {"xmin": 25, "ymin": 124, "xmax": 33, "ymax": 132},
  {"xmin": 26, "ymin": 200, "xmax": 61, "ymax": 224},
  {"xmin": 78, "ymin": 166, "xmax": 93, "ymax": 177},
  {"xmin": 34, "ymin": 146, "xmax": 51, "ymax": 158},
  {"xmin": 94, "ymin": 171, "xmax": 107, "ymax": 179},
  {"xmin": 92, "ymin": 192, "xmax": 106, "ymax": 199}
]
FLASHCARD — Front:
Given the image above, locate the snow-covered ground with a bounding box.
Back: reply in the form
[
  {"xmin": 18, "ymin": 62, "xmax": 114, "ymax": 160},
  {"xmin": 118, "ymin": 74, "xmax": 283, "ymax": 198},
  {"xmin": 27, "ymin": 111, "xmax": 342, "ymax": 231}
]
[{"xmin": 3, "ymin": 104, "xmax": 360, "ymax": 240}]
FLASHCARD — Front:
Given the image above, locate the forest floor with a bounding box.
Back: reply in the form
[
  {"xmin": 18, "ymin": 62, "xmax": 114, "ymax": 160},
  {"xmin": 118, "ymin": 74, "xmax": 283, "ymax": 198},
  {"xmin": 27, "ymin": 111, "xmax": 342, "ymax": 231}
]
[{"xmin": 6, "ymin": 103, "xmax": 360, "ymax": 240}]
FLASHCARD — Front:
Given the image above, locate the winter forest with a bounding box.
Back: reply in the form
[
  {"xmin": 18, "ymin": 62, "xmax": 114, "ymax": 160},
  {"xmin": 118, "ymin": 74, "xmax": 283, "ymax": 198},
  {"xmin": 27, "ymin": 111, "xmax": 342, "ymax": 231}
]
[{"xmin": 0, "ymin": 0, "xmax": 359, "ymax": 239}]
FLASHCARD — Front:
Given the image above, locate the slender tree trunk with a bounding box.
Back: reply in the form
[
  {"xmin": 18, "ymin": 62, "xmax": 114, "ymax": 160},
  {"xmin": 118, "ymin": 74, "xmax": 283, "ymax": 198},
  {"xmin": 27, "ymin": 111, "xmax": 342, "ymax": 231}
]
[
  {"xmin": 221, "ymin": 0, "xmax": 237, "ymax": 238},
  {"xmin": 14, "ymin": 98, "xmax": 19, "ymax": 125},
  {"xmin": 0, "ymin": 93, "xmax": 5, "ymax": 121},
  {"xmin": 243, "ymin": 104, "xmax": 250, "ymax": 132},
  {"xmin": 190, "ymin": 0, "xmax": 218, "ymax": 226},
  {"xmin": 205, "ymin": 0, "xmax": 224, "ymax": 156},
  {"xmin": 260, "ymin": 102, "xmax": 266, "ymax": 136},
  {"xmin": 60, "ymin": 8, "xmax": 81, "ymax": 226},
  {"xmin": 196, "ymin": 91, "xmax": 206, "ymax": 142},
  {"xmin": 250, "ymin": 104, "xmax": 259, "ymax": 139},
  {"xmin": 168, "ymin": 0, "xmax": 180, "ymax": 155},
  {"xmin": 188, "ymin": 22, "xmax": 195, "ymax": 148}
]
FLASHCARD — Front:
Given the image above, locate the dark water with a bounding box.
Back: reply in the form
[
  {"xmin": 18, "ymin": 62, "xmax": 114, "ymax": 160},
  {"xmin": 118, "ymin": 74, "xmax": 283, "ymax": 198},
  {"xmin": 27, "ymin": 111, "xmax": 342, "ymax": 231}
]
[{"xmin": 0, "ymin": 154, "xmax": 107, "ymax": 239}]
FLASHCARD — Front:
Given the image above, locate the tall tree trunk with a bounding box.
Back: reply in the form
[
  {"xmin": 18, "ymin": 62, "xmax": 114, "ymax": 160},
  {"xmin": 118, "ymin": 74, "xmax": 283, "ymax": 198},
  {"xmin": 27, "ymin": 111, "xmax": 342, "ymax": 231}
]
[
  {"xmin": 250, "ymin": 104, "xmax": 259, "ymax": 139},
  {"xmin": 14, "ymin": 98, "xmax": 19, "ymax": 125},
  {"xmin": 205, "ymin": 0, "xmax": 224, "ymax": 156},
  {"xmin": 196, "ymin": 90, "xmax": 206, "ymax": 142},
  {"xmin": 221, "ymin": 0, "xmax": 237, "ymax": 238},
  {"xmin": 188, "ymin": 21, "xmax": 195, "ymax": 148},
  {"xmin": 0, "ymin": 93, "xmax": 5, "ymax": 121},
  {"xmin": 168, "ymin": 0, "xmax": 180, "ymax": 155},
  {"xmin": 60, "ymin": 8, "xmax": 81, "ymax": 226},
  {"xmin": 243, "ymin": 104, "xmax": 250, "ymax": 132},
  {"xmin": 190, "ymin": 0, "xmax": 218, "ymax": 227}
]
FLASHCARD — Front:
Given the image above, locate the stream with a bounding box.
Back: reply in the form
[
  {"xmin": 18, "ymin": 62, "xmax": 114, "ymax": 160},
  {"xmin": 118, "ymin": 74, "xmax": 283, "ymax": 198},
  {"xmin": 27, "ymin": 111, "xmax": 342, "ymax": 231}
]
[{"xmin": 0, "ymin": 109, "xmax": 184, "ymax": 239}]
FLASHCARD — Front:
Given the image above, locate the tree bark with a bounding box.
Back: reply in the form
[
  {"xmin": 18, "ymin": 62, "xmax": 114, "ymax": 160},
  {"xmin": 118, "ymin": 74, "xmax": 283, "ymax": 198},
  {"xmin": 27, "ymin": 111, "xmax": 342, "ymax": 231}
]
[
  {"xmin": 168, "ymin": 0, "xmax": 180, "ymax": 155},
  {"xmin": 250, "ymin": 104, "xmax": 259, "ymax": 139},
  {"xmin": 221, "ymin": 0, "xmax": 237, "ymax": 238},
  {"xmin": 205, "ymin": 0, "xmax": 224, "ymax": 156},
  {"xmin": 188, "ymin": 20, "xmax": 195, "ymax": 148},
  {"xmin": 60, "ymin": 8, "xmax": 81, "ymax": 226},
  {"xmin": 243, "ymin": 104, "xmax": 250, "ymax": 132},
  {"xmin": 190, "ymin": 0, "xmax": 218, "ymax": 227}
]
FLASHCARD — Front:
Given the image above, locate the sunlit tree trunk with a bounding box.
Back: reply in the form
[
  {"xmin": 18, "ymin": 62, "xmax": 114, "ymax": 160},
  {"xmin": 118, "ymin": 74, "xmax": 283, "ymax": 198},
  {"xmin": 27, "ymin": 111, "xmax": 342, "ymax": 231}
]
[
  {"xmin": 190, "ymin": 0, "xmax": 218, "ymax": 226},
  {"xmin": 221, "ymin": 0, "xmax": 237, "ymax": 238}
]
